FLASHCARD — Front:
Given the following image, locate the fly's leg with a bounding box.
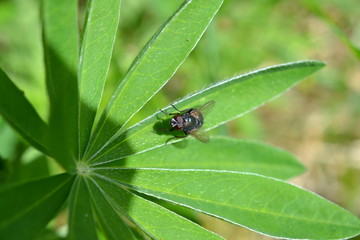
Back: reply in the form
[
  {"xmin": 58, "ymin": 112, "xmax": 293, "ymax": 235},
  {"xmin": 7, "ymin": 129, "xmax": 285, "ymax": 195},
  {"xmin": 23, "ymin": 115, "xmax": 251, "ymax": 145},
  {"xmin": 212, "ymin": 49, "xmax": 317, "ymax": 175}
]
[
  {"xmin": 160, "ymin": 104, "xmax": 192, "ymax": 116},
  {"xmin": 160, "ymin": 108, "xmax": 178, "ymax": 116},
  {"xmin": 171, "ymin": 104, "xmax": 192, "ymax": 114}
]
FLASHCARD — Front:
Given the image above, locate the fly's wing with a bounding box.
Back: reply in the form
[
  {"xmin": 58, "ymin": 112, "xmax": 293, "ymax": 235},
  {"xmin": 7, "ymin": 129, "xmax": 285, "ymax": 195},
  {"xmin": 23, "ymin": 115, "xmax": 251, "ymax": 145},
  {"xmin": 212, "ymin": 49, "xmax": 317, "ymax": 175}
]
[
  {"xmin": 196, "ymin": 100, "xmax": 215, "ymax": 117},
  {"xmin": 188, "ymin": 129, "xmax": 210, "ymax": 143}
]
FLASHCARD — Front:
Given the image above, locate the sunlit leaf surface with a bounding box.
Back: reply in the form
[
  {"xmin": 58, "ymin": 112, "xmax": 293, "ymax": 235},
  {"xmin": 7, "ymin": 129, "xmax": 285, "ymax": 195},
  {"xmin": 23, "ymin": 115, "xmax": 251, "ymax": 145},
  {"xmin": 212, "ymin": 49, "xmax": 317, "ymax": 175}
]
[
  {"xmin": 92, "ymin": 168, "xmax": 360, "ymax": 239},
  {"xmin": 99, "ymin": 136, "xmax": 305, "ymax": 180},
  {"xmin": 85, "ymin": 0, "xmax": 224, "ymax": 159},
  {"xmin": 78, "ymin": 0, "xmax": 121, "ymax": 158},
  {"xmin": 68, "ymin": 177, "xmax": 98, "ymax": 240},
  {"xmin": 86, "ymin": 176, "xmax": 224, "ymax": 240},
  {"xmin": 87, "ymin": 61, "xmax": 325, "ymax": 165}
]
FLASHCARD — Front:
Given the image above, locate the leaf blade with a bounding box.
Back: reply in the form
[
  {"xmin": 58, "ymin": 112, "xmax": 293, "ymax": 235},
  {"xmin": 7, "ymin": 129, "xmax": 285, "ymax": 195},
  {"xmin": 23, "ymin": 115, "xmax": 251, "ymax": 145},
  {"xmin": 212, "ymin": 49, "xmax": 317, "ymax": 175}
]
[
  {"xmin": 99, "ymin": 136, "xmax": 305, "ymax": 180},
  {"xmin": 84, "ymin": 177, "xmax": 137, "ymax": 240},
  {"xmin": 93, "ymin": 168, "xmax": 360, "ymax": 239},
  {"xmin": 90, "ymin": 60, "xmax": 326, "ymax": 164},
  {"xmin": 78, "ymin": 0, "xmax": 121, "ymax": 158},
  {"xmin": 88, "ymin": 175, "xmax": 224, "ymax": 240},
  {"xmin": 68, "ymin": 176, "xmax": 98, "ymax": 240},
  {"xmin": 42, "ymin": 0, "xmax": 79, "ymax": 169},
  {"xmin": 85, "ymin": 0, "xmax": 224, "ymax": 159},
  {"xmin": 0, "ymin": 68, "xmax": 48, "ymax": 154},
  {"xmin": 0, "ymin": 174, "xmax": 75, "ymax": 240}
]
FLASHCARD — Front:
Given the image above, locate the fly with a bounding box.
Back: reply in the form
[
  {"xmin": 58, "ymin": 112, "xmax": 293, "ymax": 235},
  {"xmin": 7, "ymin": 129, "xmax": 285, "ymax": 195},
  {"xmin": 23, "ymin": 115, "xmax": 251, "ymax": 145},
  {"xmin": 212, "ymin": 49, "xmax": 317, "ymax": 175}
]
[{"xmin": 161, "ymin": 100, "xmax": 215, "ymax": 143}]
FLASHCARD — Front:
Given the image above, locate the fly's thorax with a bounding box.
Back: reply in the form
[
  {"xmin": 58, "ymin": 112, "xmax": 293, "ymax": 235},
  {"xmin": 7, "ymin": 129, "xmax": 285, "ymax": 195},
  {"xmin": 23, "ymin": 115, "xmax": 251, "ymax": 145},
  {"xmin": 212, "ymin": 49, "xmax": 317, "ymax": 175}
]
[{"xmin": 183, "ymin": 110, "xmax": 204, "ymax": 133}]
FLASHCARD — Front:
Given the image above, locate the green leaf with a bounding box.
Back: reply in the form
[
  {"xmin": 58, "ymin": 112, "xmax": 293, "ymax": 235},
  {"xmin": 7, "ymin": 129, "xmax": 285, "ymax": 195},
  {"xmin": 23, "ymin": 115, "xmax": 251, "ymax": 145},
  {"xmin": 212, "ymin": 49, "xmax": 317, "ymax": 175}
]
[
  {"xmin": 0, "ymin": 174, "xmax": 75, "ymax": 240},
  {"xmin": 78, "ymin": 0, "xmax": 121, "ymax": 158},
  {"xmin": 84, "ymin": 178, "xmax": 137, "ymax": 240},
  {"xmin": 85, "ymin": 0, "xmax": 224, "ymax": 158},
  {"xmin": 42, "ymin": 0, "xmax": 79, "ymax": 169},
  {"xmin": 7, "ymin": 154, "xmax": 50, "ymax": 184},
  {"xmin": 99, "ymin": 136, "xmax": 305, "ymax": 180},
  {"xmin": 68, "ymin": 176, "xmax": 98, "ymax": 240},
  {"xmin": 93, "ymin": 169, "xmax": 360, "ymax": 239},
  {"xmin": 88, "ymin": 60, "xmax": 326, "ymax": 164},
  {"xmin": 0, "ymin": 68, "xmax": 48, "ymax": 154},
  {"xmin": 87, "ymin": 175, "xmax": 224, "ymax": 240}
]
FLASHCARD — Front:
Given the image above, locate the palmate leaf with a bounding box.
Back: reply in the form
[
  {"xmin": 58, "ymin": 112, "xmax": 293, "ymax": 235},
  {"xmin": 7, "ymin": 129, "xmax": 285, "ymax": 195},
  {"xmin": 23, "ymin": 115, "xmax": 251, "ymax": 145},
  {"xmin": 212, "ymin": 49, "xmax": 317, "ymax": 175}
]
[
  {"xmin": 92, "ymin": 168, "xmax": 360, "ymax": 240},
  {"xmin": 86, "ymin": 60, "xmax": 325, "ymax": 165},
  {"xmin": 99, "ymin": 136, "xmax": 305, "ymax": 180},
  {"xmin": 2, "ymin": 0, "xmax": 359, "ymax": 239},
  {"xmin": 0, "ymin": 174, "xmax": 75, "ymax": 240}
]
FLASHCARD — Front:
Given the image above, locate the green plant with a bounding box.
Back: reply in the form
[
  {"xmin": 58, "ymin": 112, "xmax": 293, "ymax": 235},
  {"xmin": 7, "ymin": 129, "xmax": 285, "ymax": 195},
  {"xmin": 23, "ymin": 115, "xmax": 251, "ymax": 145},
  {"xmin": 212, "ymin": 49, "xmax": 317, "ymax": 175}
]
[{"xmin": 0, "ymin": 0, "xmax": 359, "ymax": 239}]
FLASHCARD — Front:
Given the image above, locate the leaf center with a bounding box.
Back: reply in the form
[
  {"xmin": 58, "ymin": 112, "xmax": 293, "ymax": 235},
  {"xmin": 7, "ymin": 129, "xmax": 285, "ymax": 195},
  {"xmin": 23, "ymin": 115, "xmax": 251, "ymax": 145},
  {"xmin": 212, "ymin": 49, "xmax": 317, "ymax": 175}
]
[{"xmin": 76, "ymin": 161, "xmax": 92, "ymax": 176}]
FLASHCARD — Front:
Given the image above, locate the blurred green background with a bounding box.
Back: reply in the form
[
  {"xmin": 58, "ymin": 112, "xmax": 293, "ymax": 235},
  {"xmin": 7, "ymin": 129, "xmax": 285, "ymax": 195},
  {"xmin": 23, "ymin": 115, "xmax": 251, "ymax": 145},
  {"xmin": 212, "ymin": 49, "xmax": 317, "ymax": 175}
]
[{"xmin": 0, "ymin": 0, "xmax": 359, "ymax": 239}]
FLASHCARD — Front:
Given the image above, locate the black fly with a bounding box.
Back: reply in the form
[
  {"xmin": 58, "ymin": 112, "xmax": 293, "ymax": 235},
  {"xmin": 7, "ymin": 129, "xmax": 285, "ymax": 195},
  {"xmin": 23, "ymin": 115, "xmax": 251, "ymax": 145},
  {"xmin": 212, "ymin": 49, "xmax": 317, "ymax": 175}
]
[{"xmin": 161, "ymin": 100, "xmax": 215, "ymax": 143}]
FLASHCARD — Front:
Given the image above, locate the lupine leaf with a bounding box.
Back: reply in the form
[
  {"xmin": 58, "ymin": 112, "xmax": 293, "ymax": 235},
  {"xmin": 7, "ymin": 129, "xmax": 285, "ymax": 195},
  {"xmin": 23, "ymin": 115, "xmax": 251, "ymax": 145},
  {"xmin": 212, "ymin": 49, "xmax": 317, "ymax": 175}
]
[
  {"xmin": 93, "ymin": 168, "xmax": 360, "ymax": 239},
  {"xmin": 78, "ymin": 0, "xmax": 121, "ymax": 158},
  {"xmin": 87, "ymin": 175, "xmax": 224, "ymax": 240},
  {"xmin": 99, "ymin": 136, "xmax": 305, "ymax": 180},
  {"xmin": 87, "ymin": 61, "xmax": 325, "ymax": 165},
  {"xmin": 42, "ymin": 0, "xmax": 79, "ymax": 169},
  {"xmin": 84, "ymin": 0, "xmax": 224, "ymax": 159},
  {"xmin": 68, "ymin": 176, "xmax": 98, "ymax": 240},
  {"xmin": 0, "ymin": 174, "xmax": 75, "ymax": 240},
  {"xmin": 0, "ymin": 68, "xmax": 48, "ymax": 154}
]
